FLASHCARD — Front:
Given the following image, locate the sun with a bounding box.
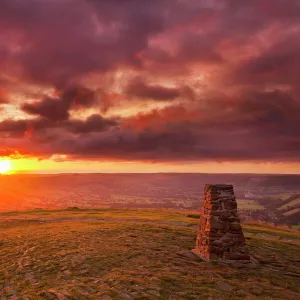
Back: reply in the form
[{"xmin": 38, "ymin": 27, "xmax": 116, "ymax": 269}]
[{"xmin": 0, "ymin": 159, "xmax": 12, "ymax": 174}]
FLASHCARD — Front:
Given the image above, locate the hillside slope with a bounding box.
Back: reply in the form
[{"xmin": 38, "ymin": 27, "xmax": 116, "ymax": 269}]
[{"xmin": 0, "ymin": 209, "xmax": 299, "ymax": 299}]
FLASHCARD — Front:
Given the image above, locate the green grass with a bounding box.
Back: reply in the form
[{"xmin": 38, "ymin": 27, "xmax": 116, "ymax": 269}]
[
  {"xmin": 243, "ymin": 223, "xmax": 300, "ymax": 239},
  {"xmin": 0, "ymin": 209, "xmax": 299, "ymax": 299},
  {"xmin": 269, "ymin": 193, "xmax": 293, "ymax": 201},
  {"xmin": 186, "ymin": 214, "xmax": 200, "ymax": 219},
  {"xmin": 283, "ymin": 208, "xmax": 300, "ymax": 216},
  {"xmin": 279, "ymin": 197, "xmax": 300, "ymax": 210},
  {"xmin": 292, "ymin": 225, "xmax": 300, "ymax": 230},
  {"xmin": 237, "ymin": 199, "xmax": 264, "ymax": 210}
]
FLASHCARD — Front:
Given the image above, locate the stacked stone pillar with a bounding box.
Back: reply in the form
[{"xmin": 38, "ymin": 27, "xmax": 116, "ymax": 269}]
[{"xmin": 194, "ymin": 184, "xmax": 250, "ymax": 261}]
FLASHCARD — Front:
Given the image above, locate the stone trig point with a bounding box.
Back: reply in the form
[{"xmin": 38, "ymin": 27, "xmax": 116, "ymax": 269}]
[{"xmin": 193, "ymin": 184, "xmax": 250, "ymax": 261}]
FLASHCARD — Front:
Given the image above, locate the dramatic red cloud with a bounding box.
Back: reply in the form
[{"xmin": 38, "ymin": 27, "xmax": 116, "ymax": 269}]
[
  {"xmin": 122, "ymin": 106, "xmax": 203, "ymax": 132},
  {"xmin": 0, "ymin": 0, "xmax": 300, "ymax": 168}
]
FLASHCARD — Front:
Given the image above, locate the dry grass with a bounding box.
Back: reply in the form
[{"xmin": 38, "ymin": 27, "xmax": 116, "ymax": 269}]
[{"xmin": 0, "ymin": 209, "xmax": 299, "ymax": 299}]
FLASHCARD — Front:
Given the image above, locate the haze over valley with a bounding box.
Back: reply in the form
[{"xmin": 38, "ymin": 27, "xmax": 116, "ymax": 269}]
[{"xmin": 1, "ymin": 173, "xmax": 299, "ymax": 226}]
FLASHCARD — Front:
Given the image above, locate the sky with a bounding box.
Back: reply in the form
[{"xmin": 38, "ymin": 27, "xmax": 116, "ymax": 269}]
[{"xmin": 0, "ymin": 0, "xmax": 300, "ymax": 174}]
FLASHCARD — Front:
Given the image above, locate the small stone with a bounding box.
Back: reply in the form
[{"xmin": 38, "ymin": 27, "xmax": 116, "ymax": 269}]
[
  {"xmin": 71, "ymin": 254, "xmax": 85, "ymax": 267},
  {"xmin": 38, "ymin": 292, "xmax": 58, "ymax": 299},
  {"xmin": 6, "ymin": 290, "xmax": 18, "ymax": 297},
  {"xmin": 216, "ymin": 282, "xmax": 233, "ymax": 292},
  {"xmin": 176, "ymin": 250, "xmax": 198, "ymax": 260}
]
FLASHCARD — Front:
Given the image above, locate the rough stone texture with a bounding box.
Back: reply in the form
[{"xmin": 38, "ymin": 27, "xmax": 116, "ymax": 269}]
[{"xmin": 194, "ymin": 184, "xmax": 250, "ymax": 261}]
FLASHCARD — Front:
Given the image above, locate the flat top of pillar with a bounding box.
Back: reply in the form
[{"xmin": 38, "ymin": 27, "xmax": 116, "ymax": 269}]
[
  {"xmin": 205, "ymin": 184, "xmax": 233, "ymax": 189},
  {"xmin": 205, "ymin": 183, "xmax": 233, "ymax": 188}
]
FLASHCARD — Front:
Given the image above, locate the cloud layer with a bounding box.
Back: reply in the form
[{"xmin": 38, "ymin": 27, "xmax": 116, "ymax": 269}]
[{"xmin": 0, "ymin": 0, "xmax": 300, "ymax": 163}]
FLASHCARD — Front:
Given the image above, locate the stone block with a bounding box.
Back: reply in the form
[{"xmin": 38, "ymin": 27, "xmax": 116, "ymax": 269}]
[
  {"xmin": 229, "ymin": 222, "xmax": 242, "ymax": 231},
  {"xmin": 225, "ymin": 201, "xmax": 237, "ymax": 210},
  {"xmin": 210, "ymin": 216, "xmax": 225, "ymax": 230}
]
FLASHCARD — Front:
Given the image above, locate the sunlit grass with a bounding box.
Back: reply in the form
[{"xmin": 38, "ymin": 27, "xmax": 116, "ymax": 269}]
[
  {"xmin": 0, "ymin": 219, "xmax": 208, "ymax": 298},
  {"xmin": 0, "ymin": 209, "xmax": 299, "ymax": 299}
]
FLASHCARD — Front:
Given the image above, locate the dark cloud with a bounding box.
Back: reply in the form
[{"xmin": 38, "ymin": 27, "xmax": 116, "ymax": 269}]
[
  {"xmin": 0, "ymin": 114, "xmax": 117, "ymax": 139},
  {"xmin": 174, "ymin": 32, "xmax": 224, "ymax": 65},
  {"xmin": 62, "ymin": 90, "xmax": 300, "ymax": 162},
  {"xmin": 0, "ymin": 118, "xmax": 51, "ymax": 138},
  {"xmin": 65, "ymin": 114, "xmax": 118, "ymax": 134},
  {"xmin": 0, "ymin": 119, "xmax": 28, "ymax": 138},
  {"xmin": 231, "ymin": 31, "xmax": 300, "ymax": 88},
  {"xmin": 21, "ymin": 85, "xmax": 97, "ymax": 121},
  {"xmin": 0, "ymin": 0, "xmax": 173, "ymax": 86},
  {"xmin": 1, "ymin": 89, "xmax": 299, "ymax": 163},
  {"xmin": 0, "ymin": 0, "xmax": 299, "ymax": 164},
  {"xmin": 22, "ymin": 98, "xmax": 70, "ymax": 121},
  {"xmin": 0, "ymin": 87, "xmax": 8, "ymax": 104},
  {"xmin": 0, "ymin": 0, "xmax": 299, "ymax": 87},
  {"xmin": 126, "ymin": 77, "xmax": 181, "ymax": 101}
]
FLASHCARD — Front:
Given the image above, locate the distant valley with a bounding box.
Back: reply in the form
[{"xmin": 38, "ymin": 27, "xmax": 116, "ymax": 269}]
[{"xmin": 0, "ymin": 173, "xmax": 299, "ymax": 226}]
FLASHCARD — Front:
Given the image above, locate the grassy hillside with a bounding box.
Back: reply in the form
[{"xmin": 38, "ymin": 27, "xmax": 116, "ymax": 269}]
[{"xmin": 0, "ymin": 209, "xmax": 299, "ymax": 299}]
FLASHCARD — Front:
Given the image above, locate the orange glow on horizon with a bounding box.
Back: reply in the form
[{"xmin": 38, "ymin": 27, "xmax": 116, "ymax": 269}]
[{"xmin": 6, "ymin": 157, "xmax": 300, "ymax": 175}]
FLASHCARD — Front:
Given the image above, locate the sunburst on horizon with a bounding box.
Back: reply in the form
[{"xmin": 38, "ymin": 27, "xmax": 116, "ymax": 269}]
[{"xmin": 0, "ymin": 159, "xmax": 12, "ymax": 174}]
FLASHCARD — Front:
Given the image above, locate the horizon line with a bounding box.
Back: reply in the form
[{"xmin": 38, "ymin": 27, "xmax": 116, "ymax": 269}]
[{"xmin": 4, "ymin": 171, "xmax": 300, "ymax": 176}]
